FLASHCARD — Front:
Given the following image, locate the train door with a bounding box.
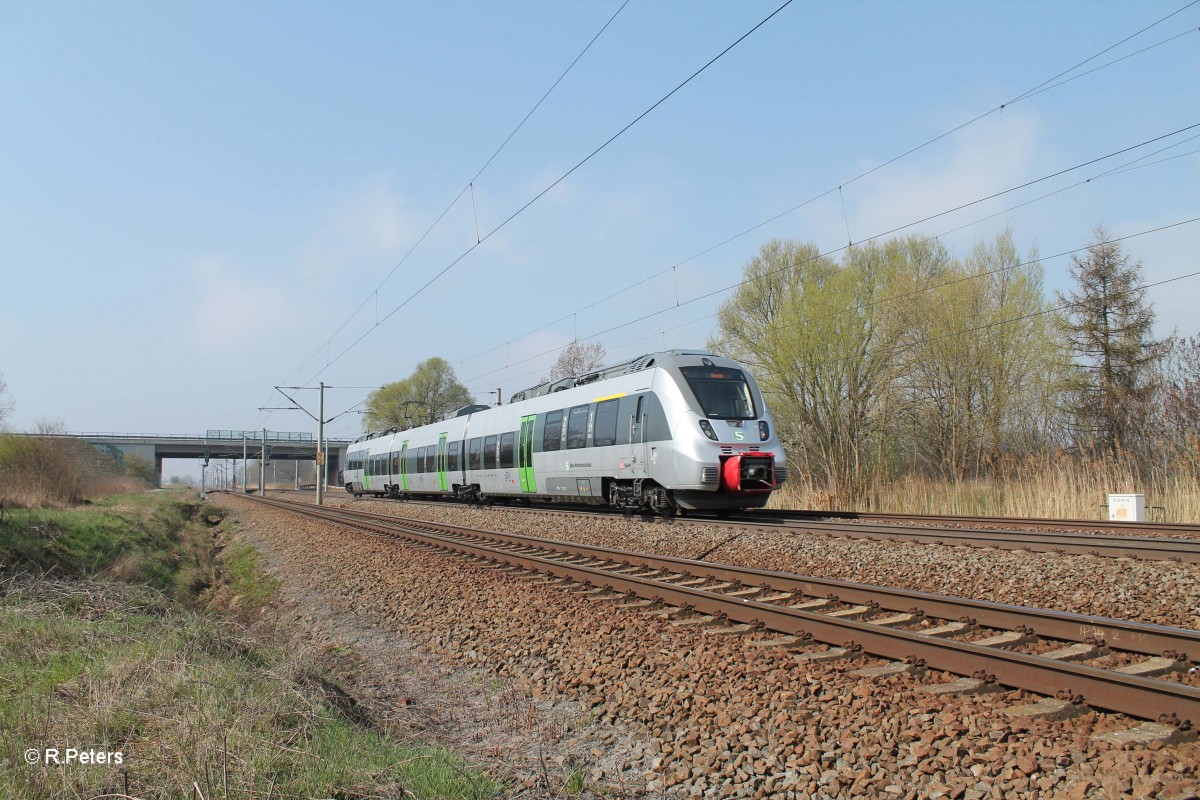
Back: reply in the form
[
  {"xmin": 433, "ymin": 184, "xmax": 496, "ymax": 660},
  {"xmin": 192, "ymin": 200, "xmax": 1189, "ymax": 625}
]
[
  {"xmin": 518, "ymin": 414, "xmax": 537, "ymax": 492},
  {"xmin": 363, "ymin": 449, "xmax": 372, "ymax": 491},
  {"xmin": 437, "ymin": 433, "xmax": 449, "ymax": 491},
  {"xmin": 399, "ymin": 441, "xmax": 409, "ymax": 491},
  {"xmin": 627, "ymin": 396, "xmax": 647, "ymax": 476}
]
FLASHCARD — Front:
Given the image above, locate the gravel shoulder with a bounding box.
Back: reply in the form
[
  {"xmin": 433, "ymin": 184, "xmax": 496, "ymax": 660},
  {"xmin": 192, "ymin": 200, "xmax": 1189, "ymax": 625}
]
[
  {"xmin": 327, "ymin": 496, "xmax": 1200, "ymax": 630},
  {"xmin": 220, "ymin": 493, "xmax": 1200, "ymax": 799},
  {"xmin": 215, "ymin": 494, "xmax": 646, "ymax": 797}
]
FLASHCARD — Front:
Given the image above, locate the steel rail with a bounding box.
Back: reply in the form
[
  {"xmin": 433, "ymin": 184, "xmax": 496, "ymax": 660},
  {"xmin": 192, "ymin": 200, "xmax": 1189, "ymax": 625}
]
[
  {"xmin": 714, "ymin": 514, "xmax": 1200, "ymax": 563},
  {"xmin": 296, "ymin": 499, "xmax": 1200, "ymax": 658},
  {"xmin": 753, "ymin": 508, "xmax": 1200, "ymax": 537},
  {"xmin": 236, "ymin": 494, "xmax": 1200, "ymax": 725},
  {"xmin": 325, "ymin": 491, "xmax": 1200, "ymax": 563}
]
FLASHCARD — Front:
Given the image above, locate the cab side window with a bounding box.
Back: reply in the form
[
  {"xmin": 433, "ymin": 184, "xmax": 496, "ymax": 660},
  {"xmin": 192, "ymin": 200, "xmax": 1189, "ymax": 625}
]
[
  {"xmin": 543, "ymin": 411, "xmax": 563, "ymax": 451},
  {"xmin": 566, "ymin": 405, "xmax": 589, "ymax": 449},
  {"xmin": 593, "ymin": 400, "xmax": 618, "ymax": 447},
  {"xmin": 499, "ymin": 432, "xmax": 515, "ymax": 468}
]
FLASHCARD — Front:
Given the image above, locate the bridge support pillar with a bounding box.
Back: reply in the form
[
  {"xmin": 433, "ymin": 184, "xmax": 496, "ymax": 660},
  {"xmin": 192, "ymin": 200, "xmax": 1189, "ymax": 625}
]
[{"xmin": 155, "ymin": 456, "xmax": 163, "ymax": 489}]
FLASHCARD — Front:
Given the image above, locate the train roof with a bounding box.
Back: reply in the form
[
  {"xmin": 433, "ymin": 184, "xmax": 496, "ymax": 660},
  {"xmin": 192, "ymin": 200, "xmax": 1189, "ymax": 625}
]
[{"xmin": 353, "ymin": 348, "xmax": 737, "ymax": 442}]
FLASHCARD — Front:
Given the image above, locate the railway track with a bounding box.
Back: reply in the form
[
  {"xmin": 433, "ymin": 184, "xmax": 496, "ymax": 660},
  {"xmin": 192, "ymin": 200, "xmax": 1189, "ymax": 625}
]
[
  {"xmin": 234, "ymin": 493, "xmax": 1200, "ymax": 734},
  {"xmin": 712, "ymin": 510, "xmax": 1200, "ymax": 563},
  {"xmin": 316, "ymin": 491, "xmax": 1200, "ymax": 564},
  {"xmin": 786, "ymin": 509, "xmax": 1200, "ymax": 537}
]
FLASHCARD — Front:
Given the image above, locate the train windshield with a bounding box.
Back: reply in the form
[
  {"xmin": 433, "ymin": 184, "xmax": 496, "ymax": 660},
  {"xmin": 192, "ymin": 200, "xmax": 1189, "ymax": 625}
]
[{"xmin": 680, "ymin": 366, "xmax": 757, "ymax": 420}]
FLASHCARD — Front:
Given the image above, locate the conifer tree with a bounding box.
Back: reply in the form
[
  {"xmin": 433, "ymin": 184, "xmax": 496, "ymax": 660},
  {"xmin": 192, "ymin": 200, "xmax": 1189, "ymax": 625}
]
[{"xmin": 1056, "ymin": 226, "xmax": 1165, "ymax": 454}]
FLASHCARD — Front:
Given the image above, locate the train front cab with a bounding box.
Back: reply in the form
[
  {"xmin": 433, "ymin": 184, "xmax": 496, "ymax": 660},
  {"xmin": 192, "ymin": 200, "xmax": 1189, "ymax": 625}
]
[{"xmin": 664, "ymin": 359, "xmax": 785, "ymax": 512}]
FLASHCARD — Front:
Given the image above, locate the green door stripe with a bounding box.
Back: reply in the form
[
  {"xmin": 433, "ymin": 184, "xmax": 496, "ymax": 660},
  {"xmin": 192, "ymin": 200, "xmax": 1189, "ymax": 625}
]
[{"xmin": 400, "ymin": 441, "xmax": 409, "ymax": 491}]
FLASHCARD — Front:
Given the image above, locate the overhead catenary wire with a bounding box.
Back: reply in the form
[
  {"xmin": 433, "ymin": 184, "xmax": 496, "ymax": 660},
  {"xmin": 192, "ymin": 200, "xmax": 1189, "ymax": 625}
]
[
  {"xmin": 1006, "ymin": 0, "xmax": 1199, "ymax": 105},
  {"xmin": 257, "ymin": 0, "xmax": 1199, "ymax": 422},
  {"xmin": 249, "ymin": 0, "xmax": 632, "ymax": 428},
  {"xmin": 294, "ymin": 0, "xmax": 799, "ymax": 388},
  {"xmin": 468, "ymin": 152, "xmax": 1200, "ymax": 400},
  {"xmin": 459, "ymin": 220, "xmax": 1200, "ymax": 400},
  {"xmin": 463, "ymin": 215, "xmax": 1200, "ymax": 386},
  {"xmin": 1014, "ymin": 25, "xmax": 1199, "ymax": 104},
  {"xmin": 457, "ymin": 123, "xmax": 1200, "ymax": 384},
  {"xmin": 452, "ymin": 17, "xmax": 1200, "ymax": 373}
]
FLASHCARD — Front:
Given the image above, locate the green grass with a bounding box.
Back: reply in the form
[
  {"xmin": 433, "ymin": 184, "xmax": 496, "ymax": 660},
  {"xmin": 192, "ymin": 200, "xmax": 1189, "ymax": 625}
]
[
  {"xmin": 0, "ymin": 491, "xmax": 503, "ymax": 799},
  {"xmin": 0, "ymin": 491, "xmax": 202, "ymax": 593},
  {"xmin": 221, "ymin": 542, "xmax": 281, "ymax": 611}
]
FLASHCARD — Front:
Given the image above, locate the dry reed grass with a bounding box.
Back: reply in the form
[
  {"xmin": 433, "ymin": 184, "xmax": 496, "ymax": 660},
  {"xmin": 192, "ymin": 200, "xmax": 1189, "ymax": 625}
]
[
  {"xmin": 0, "ymin": 434, "xmax": 146, "ymax": 508},
  {"xmin": 772, "ymin": 455, "xmax": 1200, "ymax": 522}
]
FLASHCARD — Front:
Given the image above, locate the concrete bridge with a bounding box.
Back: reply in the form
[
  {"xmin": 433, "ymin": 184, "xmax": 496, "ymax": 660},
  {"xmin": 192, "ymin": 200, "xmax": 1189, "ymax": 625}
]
[{"xmin": 49, "ymin": 430, "xmax": 350, "ymax": 487}]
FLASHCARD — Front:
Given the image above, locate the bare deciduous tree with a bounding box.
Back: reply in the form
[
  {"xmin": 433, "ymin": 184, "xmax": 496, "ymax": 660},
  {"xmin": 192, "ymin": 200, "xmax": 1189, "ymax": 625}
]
[
  {"xmin": 1157, "ymin": 334, "xmax": 1200, "ymax": 475},
  {"xmin": 544, "ymin": 341, "xmax": 607, "ymax": 382},
  {"xmin": 709, "ymin": 238, "xmax": 902, "ymax": 497},
  {"xmin": 895, "ymin": 230, "xmax": 1059, "ymax": 477},
  {"xmin": 0, "ymin": 373, "xmax": 12, "ymax": 430}
]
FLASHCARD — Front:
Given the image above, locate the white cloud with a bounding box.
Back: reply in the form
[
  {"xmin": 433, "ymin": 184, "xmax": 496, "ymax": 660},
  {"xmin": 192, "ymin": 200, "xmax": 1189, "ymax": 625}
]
[
  {"xmin": 180, "ymin": 177, "xmax": 436, "ymax": 351},
  {"xmin": 295, "ymin": 175, "xmax": 425, "ymax": 280},
  {"xmin": 807, "ymin": 111, "xmax": 1043, "ymax": 252},
  {"xmin": 185, "ymin": 257, "xmax": 292, "ymax": 348}
]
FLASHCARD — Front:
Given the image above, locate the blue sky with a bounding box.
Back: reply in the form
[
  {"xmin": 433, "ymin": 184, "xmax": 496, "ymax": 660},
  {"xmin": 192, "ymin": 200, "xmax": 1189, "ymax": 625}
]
[{"xmin": 2, "ymin": 1, "xmax": 1198, "ymax": 477}]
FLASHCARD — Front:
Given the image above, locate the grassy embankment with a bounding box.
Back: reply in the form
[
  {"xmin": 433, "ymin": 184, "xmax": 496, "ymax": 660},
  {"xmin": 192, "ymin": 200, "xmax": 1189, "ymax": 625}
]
[
  {"xmin": 0, "ymin": 434, "xmax": 147, "ymax": 508},
  {"xmin": 771, "ymin": 455, "xmax": 1200, "ymax": 521},
  {"xmin": 0, "ymin": 489, "xmax": 501, "ymax": 799}
]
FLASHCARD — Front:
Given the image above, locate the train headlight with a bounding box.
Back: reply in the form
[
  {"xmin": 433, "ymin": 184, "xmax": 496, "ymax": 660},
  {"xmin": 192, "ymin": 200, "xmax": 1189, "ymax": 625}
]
[
  {"xmin": 699, "ymin": 420, "xmax": 718, "ymax": 441},
  {"xmin": 758, "ymin": 421, "xmax": 770, "ymax": 441}
]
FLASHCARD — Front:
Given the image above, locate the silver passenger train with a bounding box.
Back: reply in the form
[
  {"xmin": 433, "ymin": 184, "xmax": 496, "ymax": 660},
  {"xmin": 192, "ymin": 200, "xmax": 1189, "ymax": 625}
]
[{"xmin": 343, "ymin": 350, "xmax": 787, "ymax": 513}]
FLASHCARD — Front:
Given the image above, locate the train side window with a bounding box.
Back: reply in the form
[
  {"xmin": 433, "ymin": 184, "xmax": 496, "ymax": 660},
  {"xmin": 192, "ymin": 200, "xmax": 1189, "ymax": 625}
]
[
  {"xmin": 484, "ymin": 435, "xmax": 498, "ymax": 469},
  {"xmin": 468, "ymin": 438, "xmax": 482, "ymax": 470},
  {"xmin": 418, "ymin": 447, "xmax": 427, "ymax": 473},
  {"xmin": 447, "ymin": 441, "xmax": 461, "ymax": 472},
  {"xmin": 499, "ymin": 432, "xmax": 515, "ymax": 468},
  {"xmin": 566, "ymin": 405, "xmax": 589, "ymax": 449},
  {"xmin": 543, "ymin": 411, "xmax": 563, "ymax": 452},
  {"xmin": 593, "ymin": 399, "xmax": 619, "ymax": 447},
  {"xmin": 391, "ymin": 452, "xmax": 400, "ymax": 473}
]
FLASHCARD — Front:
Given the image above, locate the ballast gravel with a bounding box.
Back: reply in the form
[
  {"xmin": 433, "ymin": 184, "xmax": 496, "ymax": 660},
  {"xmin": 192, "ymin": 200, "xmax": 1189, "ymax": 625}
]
[
  {"xmin": 331, "ymin": 497, "xmax": 1200, "ymax": 631},
  {"xmin": 219, "ymin": 494, "xmax": 1200, "ymax": 798}
]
